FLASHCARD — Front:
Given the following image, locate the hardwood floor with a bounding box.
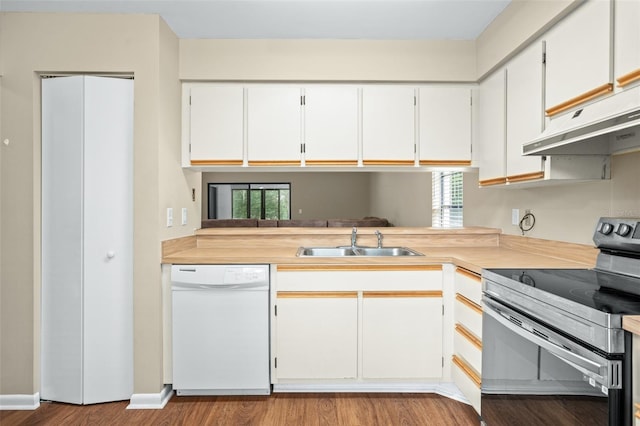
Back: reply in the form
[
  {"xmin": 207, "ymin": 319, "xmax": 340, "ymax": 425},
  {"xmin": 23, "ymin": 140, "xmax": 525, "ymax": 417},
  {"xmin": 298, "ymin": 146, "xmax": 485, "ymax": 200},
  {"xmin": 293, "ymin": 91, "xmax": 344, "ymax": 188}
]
[{"xmin": 1, "ymin": 393, "xmax": 480, "ymax": 425}]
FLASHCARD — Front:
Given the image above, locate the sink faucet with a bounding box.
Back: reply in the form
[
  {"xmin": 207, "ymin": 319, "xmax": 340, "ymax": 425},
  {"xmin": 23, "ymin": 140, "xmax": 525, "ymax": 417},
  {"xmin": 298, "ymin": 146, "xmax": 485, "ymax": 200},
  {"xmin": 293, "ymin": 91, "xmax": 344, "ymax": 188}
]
[
  {"xmin": 375, "ymin": 230, "xmax": 383, "ymax": 248},
  {"xmin": 351, "ymin": 227, "xmax": 358, "ymax": 248}
]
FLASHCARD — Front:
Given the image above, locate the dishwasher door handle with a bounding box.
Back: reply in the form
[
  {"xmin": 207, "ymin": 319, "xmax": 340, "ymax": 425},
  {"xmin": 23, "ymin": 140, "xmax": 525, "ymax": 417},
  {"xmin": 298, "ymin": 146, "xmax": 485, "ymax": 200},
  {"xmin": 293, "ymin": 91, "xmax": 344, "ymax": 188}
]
[{"xmin": 172, "ymin": 282, "xmax": 269, "ymax": 291}]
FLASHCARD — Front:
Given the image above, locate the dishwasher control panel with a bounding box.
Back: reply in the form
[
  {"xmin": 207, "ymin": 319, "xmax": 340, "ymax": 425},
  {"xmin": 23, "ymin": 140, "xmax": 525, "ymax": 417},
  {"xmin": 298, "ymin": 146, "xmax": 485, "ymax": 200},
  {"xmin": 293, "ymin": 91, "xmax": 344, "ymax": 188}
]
[{"xmin": 223, "ymin": 267, "xmax": 268, "ymax": 284}]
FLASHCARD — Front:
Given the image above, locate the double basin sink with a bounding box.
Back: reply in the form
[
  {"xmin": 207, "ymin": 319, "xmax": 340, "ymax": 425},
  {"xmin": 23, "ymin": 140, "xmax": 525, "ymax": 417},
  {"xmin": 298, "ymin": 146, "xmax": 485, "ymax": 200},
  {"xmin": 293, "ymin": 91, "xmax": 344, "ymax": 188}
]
[{"xmin": 297, "ymin": 246, "xmax": 424, "ymax": 257}]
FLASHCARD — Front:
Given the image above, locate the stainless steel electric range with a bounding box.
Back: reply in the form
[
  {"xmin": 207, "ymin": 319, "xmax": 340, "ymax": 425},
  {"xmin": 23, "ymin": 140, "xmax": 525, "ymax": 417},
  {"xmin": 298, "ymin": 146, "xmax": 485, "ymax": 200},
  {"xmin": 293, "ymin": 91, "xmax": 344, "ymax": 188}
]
[{"xmin": 481, "ymin": 217, "xmax": 640, "ymax": 426}]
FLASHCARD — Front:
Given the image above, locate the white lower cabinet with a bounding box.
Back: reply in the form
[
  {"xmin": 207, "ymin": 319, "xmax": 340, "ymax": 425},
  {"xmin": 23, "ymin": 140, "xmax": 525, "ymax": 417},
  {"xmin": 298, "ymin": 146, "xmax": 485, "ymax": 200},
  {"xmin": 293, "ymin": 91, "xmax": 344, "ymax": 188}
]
[
  {"xmin": 275, "ymin": 293, "xmax": 358, "ymax": 379},
  {"xmin": 362, "ymin": 292, "xmax": 443, "ymax": 379},
  {"xmin": 452, "ymin": 267, "xmax": 483, "ymax": 414},
  {"xmin": 273, "ymin": 265, "xmax": 443, "ymax": 384}
]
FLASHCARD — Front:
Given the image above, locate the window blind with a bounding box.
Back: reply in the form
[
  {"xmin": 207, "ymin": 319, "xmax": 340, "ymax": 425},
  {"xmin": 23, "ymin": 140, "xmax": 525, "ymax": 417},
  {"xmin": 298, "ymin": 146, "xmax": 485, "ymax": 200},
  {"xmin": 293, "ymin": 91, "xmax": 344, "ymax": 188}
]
[{"xmin": 432, "ymin": 171, "xmax": 463, "ymax": 228}]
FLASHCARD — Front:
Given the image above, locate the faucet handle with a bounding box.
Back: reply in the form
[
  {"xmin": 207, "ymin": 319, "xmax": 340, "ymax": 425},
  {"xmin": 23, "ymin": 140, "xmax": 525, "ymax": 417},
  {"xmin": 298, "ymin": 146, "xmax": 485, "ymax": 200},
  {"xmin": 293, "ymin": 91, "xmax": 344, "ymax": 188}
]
[{"xmin": 375, "ymin": 230, "xmax": 383, "ymax": 248}]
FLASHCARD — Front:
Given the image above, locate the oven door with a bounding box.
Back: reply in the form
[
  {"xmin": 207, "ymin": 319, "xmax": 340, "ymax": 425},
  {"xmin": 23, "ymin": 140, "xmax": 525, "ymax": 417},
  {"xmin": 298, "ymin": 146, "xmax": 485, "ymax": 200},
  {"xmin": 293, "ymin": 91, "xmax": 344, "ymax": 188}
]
[{"xmin": 481, "ymin": 297, "xmax": 629, "ymax": 426}]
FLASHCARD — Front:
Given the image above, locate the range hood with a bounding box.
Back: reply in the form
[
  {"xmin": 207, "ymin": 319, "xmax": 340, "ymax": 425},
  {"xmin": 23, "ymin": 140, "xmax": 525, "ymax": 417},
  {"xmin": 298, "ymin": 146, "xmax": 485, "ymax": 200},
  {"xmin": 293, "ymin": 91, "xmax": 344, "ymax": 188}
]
[{"xmin": 523, "ymin": 85, "xmax": 640, "ymax": 156}]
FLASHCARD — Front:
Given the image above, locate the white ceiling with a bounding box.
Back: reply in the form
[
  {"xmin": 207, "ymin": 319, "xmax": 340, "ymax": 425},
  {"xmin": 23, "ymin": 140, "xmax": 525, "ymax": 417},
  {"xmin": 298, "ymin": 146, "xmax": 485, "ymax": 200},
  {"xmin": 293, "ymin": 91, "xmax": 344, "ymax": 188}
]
[{"xmin": 0, "ymin": 0, "xmax": 510, "ymax": 40}]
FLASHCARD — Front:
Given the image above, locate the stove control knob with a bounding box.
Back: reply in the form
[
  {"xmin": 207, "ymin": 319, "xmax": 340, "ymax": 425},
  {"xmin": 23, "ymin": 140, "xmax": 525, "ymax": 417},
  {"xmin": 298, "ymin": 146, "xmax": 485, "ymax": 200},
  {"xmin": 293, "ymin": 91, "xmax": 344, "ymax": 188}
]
[
  {"xmin": 616, "ymin": 223, "xmax": 633, "ymax": 237},
  {"xmin": 600, "ymin": 223, "xmax": 614, "ymax": 235}
]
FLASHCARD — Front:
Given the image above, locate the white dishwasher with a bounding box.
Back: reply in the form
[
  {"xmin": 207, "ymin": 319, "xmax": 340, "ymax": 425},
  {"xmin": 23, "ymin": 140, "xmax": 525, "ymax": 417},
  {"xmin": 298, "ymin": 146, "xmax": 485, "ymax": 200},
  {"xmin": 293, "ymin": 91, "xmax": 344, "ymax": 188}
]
[{"xmin": 171, "ymin": 264, "xmax": 270, "ymax": 395}]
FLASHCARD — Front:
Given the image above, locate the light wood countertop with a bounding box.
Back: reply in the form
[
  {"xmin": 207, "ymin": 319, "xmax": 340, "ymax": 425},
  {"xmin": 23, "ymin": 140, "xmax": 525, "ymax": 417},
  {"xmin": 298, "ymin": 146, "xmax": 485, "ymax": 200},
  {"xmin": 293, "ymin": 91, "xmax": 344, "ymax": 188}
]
[{"xmin": 623, "ymin": 316, "xmax": 640, "ymax": 335}]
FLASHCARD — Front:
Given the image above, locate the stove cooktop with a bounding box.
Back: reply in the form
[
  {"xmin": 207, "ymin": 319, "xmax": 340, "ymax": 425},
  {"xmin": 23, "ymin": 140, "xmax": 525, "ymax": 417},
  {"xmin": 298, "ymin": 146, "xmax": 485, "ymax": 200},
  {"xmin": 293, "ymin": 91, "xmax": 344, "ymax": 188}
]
[{"xmin": 487, "ymin": 268, "xmax": 640, "ymax": 316}]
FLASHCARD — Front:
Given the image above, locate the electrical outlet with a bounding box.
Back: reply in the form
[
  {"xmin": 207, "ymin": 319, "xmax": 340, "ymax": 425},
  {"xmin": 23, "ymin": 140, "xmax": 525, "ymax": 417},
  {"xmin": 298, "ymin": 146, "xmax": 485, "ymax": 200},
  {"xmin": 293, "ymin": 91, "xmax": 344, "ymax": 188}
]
[
  {"xmin": 512, "ymin": 209, "xmax": 520, "ymax": 226},
  {"xmin": 524, "ymin": 209, "xmax": 531, "ymax": 227},
  {"xmin": 167, "ymin": 208, "xmax": 173, "ymax": 227}
]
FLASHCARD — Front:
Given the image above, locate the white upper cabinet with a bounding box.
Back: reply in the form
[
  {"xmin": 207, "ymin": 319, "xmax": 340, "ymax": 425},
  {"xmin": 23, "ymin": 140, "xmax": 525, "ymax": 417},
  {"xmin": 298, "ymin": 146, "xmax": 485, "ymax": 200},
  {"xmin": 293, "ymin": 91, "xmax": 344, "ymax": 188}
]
[
  {"xmin": 247, "ymin": 86, "xmax": 302, "ymax": 165},
  {"xmin": 544, "ymin": 0, "xmax": 613, "ymax": 116},
  {"xmin": 475, "ymin": 69, "xmax": 506, "ymax": 185},
  {"xmin": 505, "ymin": 42, "xmax": 545, "ymax": 181},
  {"xmin": 303, "ymin": 86, "xmax": 359, "ymax": 165},
  {"xmin": 614, "ymin": 0, "xmax": 640, "ymax": 89},
  {"xmin": 188, "ymin": 85, "xmax": 244, "ymax": 166},
  {"xmin": 362, "ymin": 86, "xmax": 416, "ymax": 165},
  {"xmin": 418, "ymin": 86, "xmax": 472, "ymax": 166}
]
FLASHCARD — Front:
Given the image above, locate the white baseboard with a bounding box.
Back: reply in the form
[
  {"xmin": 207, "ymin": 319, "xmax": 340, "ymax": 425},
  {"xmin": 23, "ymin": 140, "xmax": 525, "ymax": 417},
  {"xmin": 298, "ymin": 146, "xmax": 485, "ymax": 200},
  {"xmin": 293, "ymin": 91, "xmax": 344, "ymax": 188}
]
[
  {"xmin": 127, "ymin": 385, "xmax": 173, "ymax": 410},
  {"xmin": 0, "ymin": 393, "xmax": 41, "ymax": 410},
  {"xmin": 273, "ymin": 382, "xmax": 466, "ymax": 403}
]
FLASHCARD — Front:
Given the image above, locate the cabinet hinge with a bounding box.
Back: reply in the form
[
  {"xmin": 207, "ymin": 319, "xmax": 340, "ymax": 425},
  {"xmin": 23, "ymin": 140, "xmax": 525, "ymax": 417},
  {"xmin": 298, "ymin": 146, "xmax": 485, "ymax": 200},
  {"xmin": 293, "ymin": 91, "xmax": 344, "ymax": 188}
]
[
  {"xmin": 542, "ymin": 52, "xmax": 546, "ymax": 65},
  {"xmin": 274, "ymin": 305, "xmax": 277, "ymax": 316},
  {"xmin": 189, "ymin": 95, "xmax": 192, "ymax": 106},
  {"xmin": 442, "ymin": 357, "xmax": 444, "ymax": 367},
  {"xmin": 189, "ymin": 143, "xmax": 191, "ymax": 154},
  {"xmin": 301, "ymin": 95, "xmax": 306, "ymax": 106},
  {"xmin": 275, "ymin": 357, "xmax": 278, "ymax": 368},
  {"xmin": 301, "ymin": 143, "xmax": 306, "ymax": 154},
  {"xmin": 414, "ymin": 96, "xmax": 417, "ymax": 106},
  {"xmin": 442, "ymin": 305, "xmax": 444, "ymax": 315}
]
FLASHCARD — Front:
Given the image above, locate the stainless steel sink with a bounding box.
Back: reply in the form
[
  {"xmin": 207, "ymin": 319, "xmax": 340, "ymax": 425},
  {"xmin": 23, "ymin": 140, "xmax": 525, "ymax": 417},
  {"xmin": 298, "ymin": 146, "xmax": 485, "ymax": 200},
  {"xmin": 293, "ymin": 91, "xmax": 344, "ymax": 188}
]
[
  {"xmin": 354, "ymin": 247, "xmax": 423, "ymax": 256},
  {"xmin": 296, "ymin": 247, "xmax": 358, "ymax": 257},
  {"xmin": 296, "ymin": 246, "xmax": 423, "ymax": 257}
]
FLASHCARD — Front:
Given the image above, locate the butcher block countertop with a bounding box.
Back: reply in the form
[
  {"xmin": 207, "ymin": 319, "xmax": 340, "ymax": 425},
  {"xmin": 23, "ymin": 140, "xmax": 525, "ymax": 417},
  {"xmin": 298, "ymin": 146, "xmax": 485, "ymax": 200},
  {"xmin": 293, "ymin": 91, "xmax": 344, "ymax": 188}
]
[
  {"xmin": 162, "ymin": 226, "xmax": 598, "ymax": 274},
  {"xmin": 623, "ymin": 316, "xmax": 640, "ymax": 335}
]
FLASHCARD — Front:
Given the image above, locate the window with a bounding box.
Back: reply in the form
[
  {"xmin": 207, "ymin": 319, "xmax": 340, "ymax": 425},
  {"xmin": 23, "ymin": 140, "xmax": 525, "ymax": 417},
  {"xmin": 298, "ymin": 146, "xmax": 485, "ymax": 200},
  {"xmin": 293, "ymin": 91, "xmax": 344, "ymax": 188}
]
[
  {"xmin": 208, "ymin": 183, "xmax": 291, "ymax": 220},
  {"xmin": 432, "ymin": 171, "xmax": 463, "ymax": 228}
]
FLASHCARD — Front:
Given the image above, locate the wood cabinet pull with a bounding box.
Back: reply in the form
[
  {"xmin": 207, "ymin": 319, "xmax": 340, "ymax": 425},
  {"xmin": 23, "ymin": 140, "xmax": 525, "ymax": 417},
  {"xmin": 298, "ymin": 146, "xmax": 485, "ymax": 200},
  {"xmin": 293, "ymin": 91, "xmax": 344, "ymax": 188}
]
[
  {"xmin": 419, "ymin": 160, "xmax": 472, "ymax": 167},
  {"xmin": 277, "ymin": 264, "xmax": 442, "ymax": 272},
  {"xmin": 617, "ymin": 68, "xmax": 640, "ymax": 88},
  {"xmin": 455, "ymin": 323, "xmax": 482, "ymax": 350},
  {"xmin": 363, "ymin": 290, "xmax": 443, "ymax": 298},
  {"xmin": 190, "ymin": 159, "xmax": 243, "ymax": 166},
  {"xmin": 455, "ymin": 267, "xmax": 481, "ymax": 282},
  {"xmin": 456, "ymin": 293, "xmax": 483, "ymax": 314},
  {"xmin": 277, "ymin": 291, "xmax": 358, "ymax": 298},
  {"xmin": 248, "ymin": 160, "xmax": 302, "ymax": 166},
  {"xmin": 452, "ymin": 355, "xmax": 481, "ymax": 388},
  {"xmin": 506, "ymin": 171, "xmax": 545, "ymax": 183},
  {"xmin": 305, "ymin": 160, "xmax": 358, "ymax": 166},
  {"xmin": 545, "ymin": 83, "xmax": 613, "ymax": 117},
  {"xmin": 362, "ymin": 160, "xmax": 415, "ymax": 166},
  {"xmin": 479, "ymin": 177, "xmax": 507, "ymax": 187}
]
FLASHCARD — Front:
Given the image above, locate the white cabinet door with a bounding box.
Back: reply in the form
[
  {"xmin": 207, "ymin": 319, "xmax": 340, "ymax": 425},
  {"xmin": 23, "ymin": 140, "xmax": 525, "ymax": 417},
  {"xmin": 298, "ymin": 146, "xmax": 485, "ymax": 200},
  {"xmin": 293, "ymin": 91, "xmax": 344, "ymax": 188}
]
[
  {"xmin": 189, "ymin": 85, "xmax": 244, "ymax": 165},
  {"xmin": 304, "ymin": 86, "xmax": 359, "ymax": 165},
  {"xmin": 419, "ymin": 86, "xmax": 472, "ymax": 165},
  {"xmin": 362, "ymin": 293, "xmax": 443, "ymax": 379},
  {"xmin": 544, "ymin": 0, "xmax": 613, "ymax": 115},
  {"xmin": 41, "ymin": 76, "xmax": 133, "ymax": 405},
  {"xmin": 275, "ymin": 293, "xmax": 358, "ymax": 379},
  {"xmin": 362, "ymin": 86, "xmax": 416, "ymax": 165},
  {"xmin": 615, "ymin": 0, "xmax": 640, "ymax": 89},
  {"xmin": 247, "ymin": 86, "xmax": 302, "ymax": 165},
  {"xmin": 475, "ymin": 69, "xmax": 506, "ymax": 185},
  {"xmin": 505, "ymin": 42, "xmax": 545, "ymax": 181}
]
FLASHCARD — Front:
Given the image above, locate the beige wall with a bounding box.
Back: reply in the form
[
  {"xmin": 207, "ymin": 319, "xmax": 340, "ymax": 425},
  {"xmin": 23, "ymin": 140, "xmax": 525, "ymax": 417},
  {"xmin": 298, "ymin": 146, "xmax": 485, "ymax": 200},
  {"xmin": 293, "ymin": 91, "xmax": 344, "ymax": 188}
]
[
  {"xmin": 0, "ymin": 12, "xmax": 192, "ymax": 395},
  {"xmin": 463, "ymin": 151, "xmax": 640, "ymax": 245},
  {"xmin": 370, "ymin": 172, "xmax": 432, "ymax": 227},
  {"xmin": 202, "ymin": 172, "xmax": 371, "ymax": 221},
  {"xmin": 180, "ymin": 39, "xmax": 477, "ymax": 82}
]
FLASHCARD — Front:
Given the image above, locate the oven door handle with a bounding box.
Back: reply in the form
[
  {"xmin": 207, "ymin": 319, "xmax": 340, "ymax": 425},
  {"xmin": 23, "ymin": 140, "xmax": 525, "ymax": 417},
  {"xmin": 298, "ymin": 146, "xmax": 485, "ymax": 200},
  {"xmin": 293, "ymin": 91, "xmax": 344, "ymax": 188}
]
[{"xmin": 483, "ymin": 299, "xmax": 612, "ymax": 387}]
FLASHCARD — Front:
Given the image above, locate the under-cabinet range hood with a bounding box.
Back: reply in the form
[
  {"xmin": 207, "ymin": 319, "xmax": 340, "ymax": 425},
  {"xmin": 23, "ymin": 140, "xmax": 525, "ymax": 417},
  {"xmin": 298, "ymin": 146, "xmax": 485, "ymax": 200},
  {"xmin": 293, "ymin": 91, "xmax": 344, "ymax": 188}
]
[{"xmin": 523, "ymin": 85, "xmax": 640, "ymax": 156}]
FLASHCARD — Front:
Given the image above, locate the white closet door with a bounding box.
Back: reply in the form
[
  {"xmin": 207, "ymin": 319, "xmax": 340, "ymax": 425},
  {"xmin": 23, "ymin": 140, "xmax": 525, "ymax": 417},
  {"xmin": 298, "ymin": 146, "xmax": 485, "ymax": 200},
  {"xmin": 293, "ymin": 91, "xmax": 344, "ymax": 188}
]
[
  {"xmin": 41, "ymin": 75, "xmax": 133, "ymax": 405},
  {"xmin": 82, "ymin": 76, "xmax": 133, "ymax": 404},
  {"xmin": 42, "ymin": 76, "xmax": 85, "ymax": 404}
]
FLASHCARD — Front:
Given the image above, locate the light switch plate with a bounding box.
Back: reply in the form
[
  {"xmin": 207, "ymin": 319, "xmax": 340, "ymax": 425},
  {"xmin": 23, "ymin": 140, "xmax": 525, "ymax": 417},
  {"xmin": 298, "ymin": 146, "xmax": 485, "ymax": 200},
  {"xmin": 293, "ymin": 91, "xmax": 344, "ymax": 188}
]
[{"xmin": 181, "ymin": 208, "xmax": 187, "ymax": 225}]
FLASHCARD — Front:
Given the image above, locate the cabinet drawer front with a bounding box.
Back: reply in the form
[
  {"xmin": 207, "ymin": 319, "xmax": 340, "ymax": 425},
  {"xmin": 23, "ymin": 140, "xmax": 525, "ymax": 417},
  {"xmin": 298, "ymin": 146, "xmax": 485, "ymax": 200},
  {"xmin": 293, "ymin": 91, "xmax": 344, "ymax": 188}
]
[
  {"xmin": 276, "ymin": 268, "xmax": 442, "ymax": 292},
  {"xmin": 454, "ymin": 324, "xmax": 482, "ymax": 373},
  {"xmin": 454, "ymin": 294, "xmax": 483, "ymax": 338},
  {"xmin": 454, "ymin": 267, "xmax": 482, "ymax": 304},
  {"xmin": 452, "ymin": 356, "xmax": 481, "ymax": 415}
]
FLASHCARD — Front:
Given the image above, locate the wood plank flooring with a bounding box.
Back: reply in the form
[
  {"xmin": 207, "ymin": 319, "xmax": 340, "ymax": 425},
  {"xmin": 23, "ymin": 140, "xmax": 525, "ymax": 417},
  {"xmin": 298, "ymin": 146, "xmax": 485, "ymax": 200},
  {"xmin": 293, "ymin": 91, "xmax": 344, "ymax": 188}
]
[{"xmin": 1, "ymin": 393, "xmax": 480, "ymax": 425}]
